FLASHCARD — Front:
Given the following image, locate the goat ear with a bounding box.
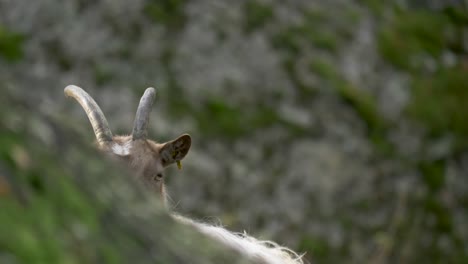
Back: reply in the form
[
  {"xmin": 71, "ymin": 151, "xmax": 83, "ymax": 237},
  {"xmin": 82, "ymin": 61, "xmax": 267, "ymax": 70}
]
[{"xmin": 160, "ymin": 134, "xmax": 191, "ymax": 167}]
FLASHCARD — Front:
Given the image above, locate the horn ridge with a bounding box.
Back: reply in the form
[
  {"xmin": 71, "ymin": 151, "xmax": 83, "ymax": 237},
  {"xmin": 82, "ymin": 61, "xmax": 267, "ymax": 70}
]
[
  {"xmin": 132, "ymin": 87, "xmax": 156, "ymax": 140},
  {"xmin": 64, "ymin": 85, "xmax": 114, "ymax": 145}
]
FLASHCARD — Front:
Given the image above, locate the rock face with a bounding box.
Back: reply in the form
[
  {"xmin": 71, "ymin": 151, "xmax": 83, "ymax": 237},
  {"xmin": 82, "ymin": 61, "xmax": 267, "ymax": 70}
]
[{"xmin": 1, "ymin": 1, "xmax": 467, "ymax": 263}]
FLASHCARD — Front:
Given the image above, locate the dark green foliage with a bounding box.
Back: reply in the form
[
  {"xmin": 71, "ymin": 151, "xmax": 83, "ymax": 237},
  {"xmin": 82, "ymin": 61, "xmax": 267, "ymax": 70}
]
[
  {"xmin": 335, "ymin": 80, "xmax": 385, "ymax": 133},
  {"xmin": 271, "ymin": 28, "xmax": 302, "ymax": 56},
  {"xmin": 144, "ymin": 0, "xmax": 187, "ymax": 29},
  {"xmin": 204, "ymin": 99, "xmax": 248, "ymax": 137},
  {"xmin": 244, "ymin": 0, "xmax": 274, "ymax": 33},
  {"xmin": 444, "ymin": 6, "xmax": 468, "ymax": 26},
  {"xmin": 332, "ymin": 79, "xmax": 395, "ymax": 157},
  {"xmin": 377, "ymin": 10, "xmax": 452, "ymax": 70},
  {"xmin": 407, "ymin": 66, "xmax": 468, "ymax": 140},
  {"xmin": 309, "ymin": 59, "xmax": 337, "ymax": 81},
  {"xmin": 372, "ymin": 6, "xmax": 468, "ymax": 263},
  {"xmin": 310, "ymin": 56, "xmax": 387, "ymax": 137},
  {"xmin": 360, "ymin": 0, "xmax": 384, "ymax": 13},
  {"xmin": 283, "ymin": 58, "xmax": 317, "ymax": 101},
  {"xmin": 0, "ymin": 26, "xmax": 24, "ymax": 62},
  {"xmin": 93, "ymin": 64, "xmax": 114, "ymax": 86},
  {"xmin": 298, "ymin": 237, "xmax": 330, "ymax": 262},
  {"xmin": 271, "ymin": 7, "xmax": 354, "ymax": 56},
  {"xmin": 272, "ymin": 24, "xmax": 339, "ymax": 54},
  {"xmin": 424, "ymin": 196, "xmax": 452, "ymax": 234},
  {"xmin": 419, "ymin": 160, "xmax": 445, "ymax": 192},
  {"xmin": 306, "ymin": 30, "xmax": 339, "ymax": 52},
  {"xmin": 196, "ymin": 99, "xmax": 280, "ymax": 139}
]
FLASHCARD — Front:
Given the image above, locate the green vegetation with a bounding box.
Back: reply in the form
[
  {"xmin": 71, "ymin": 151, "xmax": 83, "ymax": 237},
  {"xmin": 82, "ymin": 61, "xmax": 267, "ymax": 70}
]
[
  {"xmin": 335, "ymin": 79, "xmax": 395, "ymax": 156},
  {"xmin": 309, "ymin": 57, "xmax": 386, "ymax": 136},
  {"xmin": 143, "ymin": 0, "xmax": 187, "ymax": 29},
  {"xmin": 407, "ymin": 66, "xmax": 468, "ymax": 142},
  {"xmin": 0, "ymin": 120, "xmax": 105, "ymax": 263},
  {"xmin": 310, "ymin": 58, "xmax": 394, "ymax": 155},
  {"xmin": 298, "ymin": 237, "xmax": 330, "ymax": 263},
  {"xmin": 271, "ymin": 28, "xmax": 302, "ymax": 56},
  {"xmin": 93, "ymin": 64, "xmax": 114, "ymax": 86},
  {"xmin": 335, "ymin": 81, "xmax": 384, "ymax": 133},
  {"xmin": 0, "ymin": 26, "xmax": 24, "ymax": 62},
  {"xmin": 378, "ymin": 6, "xmax": 468, "ymax": 153},
  {"xmin": 197, "ymin": 99, "xmax": 280, "ymax": 139},
  {"xmin": 306, "ymin": 30, "xmax": 339, "ymax": 52},
  {"xmin": 168, "ymin": 91, "xmax": 301, "ymax": 140},
  {"xmin": 272, "ymin": 24, "xmax": 340, "ymax": 54},
  {"xmin": 271, "ymin": 6, "xmax": 358, "ymax": 56},
  {"xmin": 244, "ymin": 0, "xmax": 274, "ymax": 33},
  {"xmin": 424, "ymin": 201, "xmax": 452, "ymax": 240},
  {"xmin": 309, "ymin": 59, "xmax": 338, "ymax": 80},
  {"xmin": 0, "ymin": 182, "xmax": 101, "ymax": 263},
  {"xmin": 419, "ymin": 160, "xmax": 445, "ymax": 193},
  {"xmin": 378, "ymin": 10, "xmax": 452, "ymax": 71},
  {"xmin": 360, "ymin": 0, "xmax": 386, "ymax": 15},
  {"xmin": 283, "ymin": 58, "xmax": 317, "ymax": 101},
  {"xmin": 271, "ymin": 6, "xmax": 364, "ymax": 130},
  {"xmin": 374, "ymin": 6, "xmax": 468, "ymax": 262}
]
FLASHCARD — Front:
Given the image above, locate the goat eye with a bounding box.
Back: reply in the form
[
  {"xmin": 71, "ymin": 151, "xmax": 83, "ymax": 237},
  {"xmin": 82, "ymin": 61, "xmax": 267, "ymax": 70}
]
[{"xmin": 155, "ymin": 173, "xmax": 163, "ymax": 180}]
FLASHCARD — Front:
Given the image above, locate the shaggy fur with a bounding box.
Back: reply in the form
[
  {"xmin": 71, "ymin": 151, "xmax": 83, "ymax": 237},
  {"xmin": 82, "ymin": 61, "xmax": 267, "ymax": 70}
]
[{"xmin": 173, "ymin": 214, "xmax": 304, "ymax": 264}]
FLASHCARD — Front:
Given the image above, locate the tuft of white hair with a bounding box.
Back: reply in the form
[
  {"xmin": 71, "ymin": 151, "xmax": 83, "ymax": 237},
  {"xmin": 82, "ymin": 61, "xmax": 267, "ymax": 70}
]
[
  {"xmin": 173, "ymin": 214, "xmax": 305, "ymax": 264},
  {"xmin": 111, "ymin": 141, "xmax": 132, "ymax": 156}
]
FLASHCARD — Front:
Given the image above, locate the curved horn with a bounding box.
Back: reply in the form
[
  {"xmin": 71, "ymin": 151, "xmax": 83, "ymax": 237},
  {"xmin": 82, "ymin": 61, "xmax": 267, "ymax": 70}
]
[
  {"xmin": 132, "ymin": 87, "xmax": 156, "ymax": 140},
  {"xmin": 64, "ymin": 85, "xmax": 114, "ymax": 145}
]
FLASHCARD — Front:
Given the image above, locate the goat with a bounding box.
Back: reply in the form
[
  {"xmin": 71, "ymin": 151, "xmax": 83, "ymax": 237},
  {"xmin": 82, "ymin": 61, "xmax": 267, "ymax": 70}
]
[
  {"xmin": 65, "ymin": 85, "xmax": 190, "ymax": 204},
  {"xmin": 64, "ymin": 85, "xmax": 304, "ymax": 264}
]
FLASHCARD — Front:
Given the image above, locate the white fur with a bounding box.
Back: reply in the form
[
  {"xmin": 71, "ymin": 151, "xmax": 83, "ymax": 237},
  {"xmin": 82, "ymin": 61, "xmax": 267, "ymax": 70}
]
[
  {"xmin": 173, "ymin": 214, "xmax": 304, "ymax": 264},
  {"xmin": 111, "ymin": 141, "xmax": 132, "ymax": 156}
]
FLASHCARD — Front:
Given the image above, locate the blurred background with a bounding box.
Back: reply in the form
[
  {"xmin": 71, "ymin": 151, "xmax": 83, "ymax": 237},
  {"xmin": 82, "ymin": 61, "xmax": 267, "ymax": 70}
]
[{"xmin": 1, "ymin": 0, "xmax": 468, "ymax": 263}]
